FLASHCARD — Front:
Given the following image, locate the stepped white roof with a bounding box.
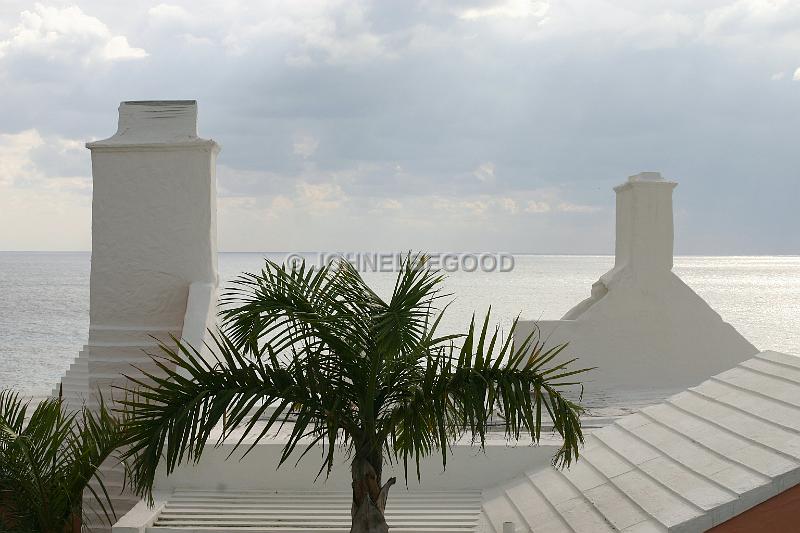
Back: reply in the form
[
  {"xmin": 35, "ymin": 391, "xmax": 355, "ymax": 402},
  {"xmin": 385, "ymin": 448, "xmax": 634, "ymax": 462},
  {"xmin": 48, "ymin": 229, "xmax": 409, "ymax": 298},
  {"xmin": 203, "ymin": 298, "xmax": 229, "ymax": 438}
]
[
  {"xmin": 481, "ymin": 350, "xmax": 800, "ymax": 533},
  {"xmin": 115, "ymin": 489, "xmax": 483, "ymax": 533}
]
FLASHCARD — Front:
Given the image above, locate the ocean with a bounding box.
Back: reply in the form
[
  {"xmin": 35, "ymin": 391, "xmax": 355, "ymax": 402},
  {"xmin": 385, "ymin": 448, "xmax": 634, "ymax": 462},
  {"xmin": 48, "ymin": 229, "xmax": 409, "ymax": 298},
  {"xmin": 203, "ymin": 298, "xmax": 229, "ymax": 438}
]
[{"xmin": 1, "ymin": 252, "xmax": 799, "ymax": 398}]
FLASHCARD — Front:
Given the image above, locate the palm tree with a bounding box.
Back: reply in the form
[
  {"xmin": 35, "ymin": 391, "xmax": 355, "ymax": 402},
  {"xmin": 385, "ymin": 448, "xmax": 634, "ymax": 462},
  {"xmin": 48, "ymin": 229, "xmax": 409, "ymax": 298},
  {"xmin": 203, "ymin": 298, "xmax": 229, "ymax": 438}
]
[
  {"xmin": 119, "ymin": 255, "xmax": 588, "ymax": 533},
  {"xmin": 0, "ymin": 391, "xmax": 123, "ymax": 533}
]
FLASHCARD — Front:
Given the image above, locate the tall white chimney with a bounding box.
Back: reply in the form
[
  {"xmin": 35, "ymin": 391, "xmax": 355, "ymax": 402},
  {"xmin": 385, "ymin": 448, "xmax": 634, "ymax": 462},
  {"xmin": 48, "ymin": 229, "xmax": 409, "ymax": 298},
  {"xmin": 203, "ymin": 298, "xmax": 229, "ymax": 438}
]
[
  {"xmin": 53, "ymin": 101, "xmax": 221, "ymax": 530},
  {"xmin": 86, "ymin": 100, "xmax": 219, "ymax": 333}
]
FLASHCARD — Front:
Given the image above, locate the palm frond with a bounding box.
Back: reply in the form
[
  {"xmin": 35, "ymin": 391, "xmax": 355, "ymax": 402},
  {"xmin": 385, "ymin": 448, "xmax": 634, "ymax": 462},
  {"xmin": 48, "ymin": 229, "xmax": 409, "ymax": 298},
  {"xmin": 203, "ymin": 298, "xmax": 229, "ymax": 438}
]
[
  {"xmin": 117, "ymin": 330, "xmax": 362, "ymax": 502},
  {"xmin": 220, "ymin": 259, "xmax": 372, "ymax": 357},
  {"xmin": 118, "ymin": 253, "xmax": 589, "ymax": 506},
  {"xmin": 0, "ymin": 391, "xmax": 123, "ymax": 533},
  {"xmin": 386, "ymin": 311, "xmax": 589, "ymax": 480}
]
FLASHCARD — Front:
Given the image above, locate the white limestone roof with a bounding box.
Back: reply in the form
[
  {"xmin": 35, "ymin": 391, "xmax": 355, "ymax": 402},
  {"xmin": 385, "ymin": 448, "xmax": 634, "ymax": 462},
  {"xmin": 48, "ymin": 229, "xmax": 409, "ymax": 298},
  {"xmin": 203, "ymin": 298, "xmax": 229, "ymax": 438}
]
[
  {"xmin": 115, "ymin": 489, "xmax": 483, "ymax": 533},
  {"xmin": 480, "ymin": 351, "xmax": 800, "ymax": 533}
]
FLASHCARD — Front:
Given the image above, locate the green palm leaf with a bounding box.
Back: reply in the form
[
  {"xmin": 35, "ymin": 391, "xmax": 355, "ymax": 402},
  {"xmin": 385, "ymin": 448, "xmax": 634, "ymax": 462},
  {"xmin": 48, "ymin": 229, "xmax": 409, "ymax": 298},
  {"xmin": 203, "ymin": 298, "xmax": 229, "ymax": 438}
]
[{"xmin": 0, "ymin": 391, "xmax": 124, "ymax": 533}]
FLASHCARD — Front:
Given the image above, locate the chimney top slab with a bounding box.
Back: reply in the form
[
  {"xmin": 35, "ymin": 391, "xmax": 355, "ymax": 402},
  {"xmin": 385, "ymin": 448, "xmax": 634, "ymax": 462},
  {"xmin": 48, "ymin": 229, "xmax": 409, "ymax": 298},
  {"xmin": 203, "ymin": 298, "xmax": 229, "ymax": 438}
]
[{"xmin": 87, "ymin": 100, "xmax": 217, "ymax": 150}]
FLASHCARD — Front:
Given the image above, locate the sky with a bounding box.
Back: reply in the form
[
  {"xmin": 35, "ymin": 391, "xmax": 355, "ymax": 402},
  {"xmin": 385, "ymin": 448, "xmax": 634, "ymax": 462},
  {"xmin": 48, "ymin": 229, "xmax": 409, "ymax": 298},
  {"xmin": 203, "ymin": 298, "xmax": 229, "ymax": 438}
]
[{"xmin": 0, "ymin": 0, "xmax": 798, "ymax": 254}]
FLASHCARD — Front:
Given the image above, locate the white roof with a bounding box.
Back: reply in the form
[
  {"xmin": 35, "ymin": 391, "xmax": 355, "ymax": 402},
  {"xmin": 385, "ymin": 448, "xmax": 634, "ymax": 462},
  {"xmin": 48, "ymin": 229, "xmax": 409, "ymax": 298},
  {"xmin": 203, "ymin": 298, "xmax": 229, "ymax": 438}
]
[
  {"xmin": 115, "ymin": 489, "xmax": 482, "ymax": 533},
  {"xmin": 114, "ymin": 351, "xmax": 800, "ymax": 533},
  {"xmin": 481, "ymin": 350, "xmax": 800, "ymax": 533}
]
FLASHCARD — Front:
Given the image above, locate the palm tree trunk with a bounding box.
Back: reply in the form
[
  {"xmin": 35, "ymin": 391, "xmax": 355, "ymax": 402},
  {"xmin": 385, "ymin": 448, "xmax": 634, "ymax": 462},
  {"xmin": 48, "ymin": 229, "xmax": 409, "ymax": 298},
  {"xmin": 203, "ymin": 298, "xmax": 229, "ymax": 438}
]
[
  {"xmin": 0, "ymin": 489, "xmax": 17, "ymax": 531},
  {"xmin": 350, "ymin": 455, "xmax": 396, "ymax": 533}
]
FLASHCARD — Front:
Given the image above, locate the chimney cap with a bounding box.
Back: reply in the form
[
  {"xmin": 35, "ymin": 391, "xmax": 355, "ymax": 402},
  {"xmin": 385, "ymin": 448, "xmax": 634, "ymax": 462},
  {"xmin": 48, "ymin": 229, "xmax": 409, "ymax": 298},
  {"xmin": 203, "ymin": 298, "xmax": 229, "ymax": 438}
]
[
  {"xmin": 87, "ymin": 100, "xmax": 217, "ymax": 151},
  {"xmin": 122, "ymin": 100, "xmax": 197, "ymax": 106},
  {"xmin": 614, "ymin": 171, "xmax": 677, "ymax": 192},
  {"xmin": 629, "ymin": 171, "xmax": 665, "ymax": 182}
]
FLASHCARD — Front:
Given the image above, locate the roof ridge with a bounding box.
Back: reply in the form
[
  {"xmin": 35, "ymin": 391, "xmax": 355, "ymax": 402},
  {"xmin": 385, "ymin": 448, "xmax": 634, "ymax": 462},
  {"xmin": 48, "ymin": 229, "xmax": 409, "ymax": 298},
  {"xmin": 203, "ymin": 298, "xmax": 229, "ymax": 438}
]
[
  {"xmin": 498, "ymin": 489, "xmax": 533, "ymax": 532},
  {"xmin": 590, "ymin": 429, "xmax": 708, "ymax": 515},
  {"xmin": 635, "ymin": 410, "xmax": 770, "ymax": 481},
  {"xmin": 611, "ymin": 422, "xmax": 740, "ymax": 501},
  {"xmin": 709, "ymin": 375, "xmax": 800, "ymax": 412},
  {"xmin": 574, "ymin": 439, "xmax": 671, "ymax": 528},
  {"xmin": 684, "ymin": 388, "xmax": 800, "ymax": 437},
  {"xmin": 735, "ymin": 362, "xmax": 800, "ymax": 387},
  {"xmin": 665, "ymin": 396, "xmax": 800, "ymax": 464},
  {"xmin": 756, "ymin": 351, "xmax": 800, "ymax": 370},
  {"xmin": 478, "ymin": 510, "xmax": 498, "ymax": 533},
  {"xmin": 549, "ymin": 461, "xmax": 624, "ymax": 532},
  {"xmin": 515, "ymin": 475, "xmax": 576, "ymax": 532}
]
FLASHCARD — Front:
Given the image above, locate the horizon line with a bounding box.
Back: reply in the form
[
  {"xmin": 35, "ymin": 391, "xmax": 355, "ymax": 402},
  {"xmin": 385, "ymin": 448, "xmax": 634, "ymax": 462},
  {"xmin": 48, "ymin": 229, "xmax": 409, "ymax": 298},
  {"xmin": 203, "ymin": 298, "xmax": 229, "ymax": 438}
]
[{"xmin": 1, "ymin": 250, "xmax": 799, "ymax": 258}]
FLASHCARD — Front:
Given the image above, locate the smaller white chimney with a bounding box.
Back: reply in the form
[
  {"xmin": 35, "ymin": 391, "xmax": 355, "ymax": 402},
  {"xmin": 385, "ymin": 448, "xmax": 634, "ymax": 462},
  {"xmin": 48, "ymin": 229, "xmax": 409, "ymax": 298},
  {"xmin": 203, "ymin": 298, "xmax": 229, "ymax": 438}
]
[
  {"xmin": 613, "ymin": 171, "xmax": 677, "ymax": 276},
  {"xmin": 516, "ymin": 170, "xmax": 756, "ymax": 396}
]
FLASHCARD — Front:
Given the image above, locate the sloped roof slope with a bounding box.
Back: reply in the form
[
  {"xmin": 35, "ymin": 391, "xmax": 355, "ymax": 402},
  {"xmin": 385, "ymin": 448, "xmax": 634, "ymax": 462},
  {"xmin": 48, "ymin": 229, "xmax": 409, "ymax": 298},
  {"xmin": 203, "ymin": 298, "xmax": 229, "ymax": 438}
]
[{"xmin": 481, "ymin": 351, "xmax": 800, "ymax": 533}]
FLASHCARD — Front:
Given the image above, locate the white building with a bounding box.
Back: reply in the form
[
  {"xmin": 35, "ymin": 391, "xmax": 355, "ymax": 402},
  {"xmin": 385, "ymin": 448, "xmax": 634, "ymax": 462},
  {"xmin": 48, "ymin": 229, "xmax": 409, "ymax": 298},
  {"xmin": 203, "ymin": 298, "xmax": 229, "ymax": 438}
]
[
  {"xmin": 514, "ymin": 172, "xmax": 758, "ymax": 412},
  {"xmin": 55, "ymin": 101, "xmax": 799, "ymax": 533}
]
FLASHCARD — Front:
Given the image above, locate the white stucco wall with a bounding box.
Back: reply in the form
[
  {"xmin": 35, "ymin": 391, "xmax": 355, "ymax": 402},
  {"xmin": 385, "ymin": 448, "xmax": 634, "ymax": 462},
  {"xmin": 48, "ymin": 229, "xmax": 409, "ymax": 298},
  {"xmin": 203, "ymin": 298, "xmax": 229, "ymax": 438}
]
[
  {"xmin": 57, "ymin": 102, "xmax": 221, "ymax": 409},
  {"xmin": 151, "ymin": 433, "xmax": 565, "ymax": 493}
]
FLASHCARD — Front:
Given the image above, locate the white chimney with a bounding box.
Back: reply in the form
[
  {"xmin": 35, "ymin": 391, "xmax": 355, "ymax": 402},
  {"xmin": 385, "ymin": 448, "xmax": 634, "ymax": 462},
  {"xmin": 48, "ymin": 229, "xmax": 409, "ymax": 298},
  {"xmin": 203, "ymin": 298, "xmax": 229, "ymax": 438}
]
[
  {"xmin": 613, "ymin": 171, "xmax": 677, "ymax": 277},
  {"xmin": 85, "ymin": 100, "xmax": 219, "ymax": 331},
  {"xmin": 516, "ymin": 170, "xmax": 757, "ymax": 396}
]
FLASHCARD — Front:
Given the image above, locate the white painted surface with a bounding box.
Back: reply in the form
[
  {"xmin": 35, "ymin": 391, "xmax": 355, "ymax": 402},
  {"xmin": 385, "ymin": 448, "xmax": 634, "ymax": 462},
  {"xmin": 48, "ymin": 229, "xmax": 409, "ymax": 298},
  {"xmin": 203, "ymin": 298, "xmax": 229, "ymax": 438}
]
[
  {"xmin": 113, "ymin": 489, "xmax": 482, "ymax": 533},
  {"xmin": 103, "ymin": 100, "xmax": 203, "ymax": 146},
  {"xmin": 56, "ymin": 100, "xmax": 220, "ymax": 407},
  {"xmin": 517, "ymin": 173, "xmax": 757, "ymax": 399},
  {"xmin": 111, "ymin": 496, "xmax": 168, "ymax": 533},
  {"xmin": 481, "ymin": 351, "xmax": 800, "ymax": 532},
  {"xmin": 152, "ymin": 432, "xmax": 564, "ymax": 493},
  {"xmin": 52, "ymin": 101, "xmax": 221, "ymax": 530},
  {"xmin": 86, "ymin": 100, "xmax": 218, "ymax": 332},
  {"xmin": 179, "ymin": 281, "xmax": 219, "ymax": 367},
  {"xmin": 115, "ymin": 433, "xmax": 564, "ymax": 532}
]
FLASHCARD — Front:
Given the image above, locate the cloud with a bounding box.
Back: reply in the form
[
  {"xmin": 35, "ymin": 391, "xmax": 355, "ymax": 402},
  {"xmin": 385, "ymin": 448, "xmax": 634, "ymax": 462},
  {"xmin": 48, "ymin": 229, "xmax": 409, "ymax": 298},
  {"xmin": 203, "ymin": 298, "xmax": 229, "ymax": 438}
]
[
  {"xmin": 459, "ymin": 0, "xmax": 550, "ymax": 22},
  {"xmin": 0, "ymin": 0, "xmax": 798, "ymax": 253},
  {"xmin": 556, "ymin": 202, "xmax": 601, "ymax": 214},
  {"xmin": 0, "ymin": 128, "xmax": 89, "ymax": 191},
  {"xmin": 271, "ymin": 195, "xmax": 295, "ymax": 211},
  {"xmin": 525, "ymin": 200, "xmax": 551, "ymax": 214},
  {"xmin": 215, "ymin": 0, "xmax": 387, "ymax": 65},
  {"xmin": 473, "ymin": 162, "xmax": 496, "ymax": 184},
  {"xmin": 0, "ymin": 128, "xmax": 91, "ymax": 249},
  {"xmin": 148, "ymin": 3, "xmax": 191, "ymax": 24},
  {"xmin": 375, "ymin": 198, "xmax": 402, "ymax": 210},
  {"xmin": 297, "ymin": 181, "xmax": 347, "ymax": 212},
  {"xmin": 794, "ymin": 67, "xmax": 800, "ymax": 81},
  {"xmin": 0, "ymin": 129, "xmax": 42, "ymax": 186},
  {"xmin": 0, "ymin": 4, "xmax": 147, "ymax": 64},
  {"xmin": 293, "ymin": 133, "xmax": 320, "ymax": 158},
  {"xmin": 462, "ymin": 200, "xmax": 489, "ymax": 215},
  {"xmin": 499, "ymin": 197, "xmax": 518, "ymax": 214}
]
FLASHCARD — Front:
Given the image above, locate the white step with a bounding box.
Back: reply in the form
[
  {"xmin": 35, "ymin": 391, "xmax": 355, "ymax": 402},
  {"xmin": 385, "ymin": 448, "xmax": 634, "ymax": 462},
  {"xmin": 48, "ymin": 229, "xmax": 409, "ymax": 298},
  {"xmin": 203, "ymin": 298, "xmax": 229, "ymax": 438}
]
[
  {"xmin": 140, "ymin": 489, "xmax": 481, "ymax": 532},
  {"xmin": 88, "ymin": 325, "xmax": 182, "ymax": 345}
]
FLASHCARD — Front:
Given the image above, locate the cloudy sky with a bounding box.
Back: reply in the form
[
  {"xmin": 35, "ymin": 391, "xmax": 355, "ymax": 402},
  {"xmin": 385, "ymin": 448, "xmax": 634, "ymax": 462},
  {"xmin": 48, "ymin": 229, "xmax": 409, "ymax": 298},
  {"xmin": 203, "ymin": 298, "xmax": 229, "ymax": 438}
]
[{"xmin": 0, "ymin": 0, "xmax": 798, "ymax": 254}]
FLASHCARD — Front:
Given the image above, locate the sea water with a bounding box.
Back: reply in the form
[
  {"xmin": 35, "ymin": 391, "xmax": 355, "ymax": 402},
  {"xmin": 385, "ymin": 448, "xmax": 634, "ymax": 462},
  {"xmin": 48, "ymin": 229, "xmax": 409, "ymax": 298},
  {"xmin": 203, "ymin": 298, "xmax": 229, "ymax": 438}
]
[{"xmin": 1, "ymin": 252, "xmax": 799, "ymax": 398}]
